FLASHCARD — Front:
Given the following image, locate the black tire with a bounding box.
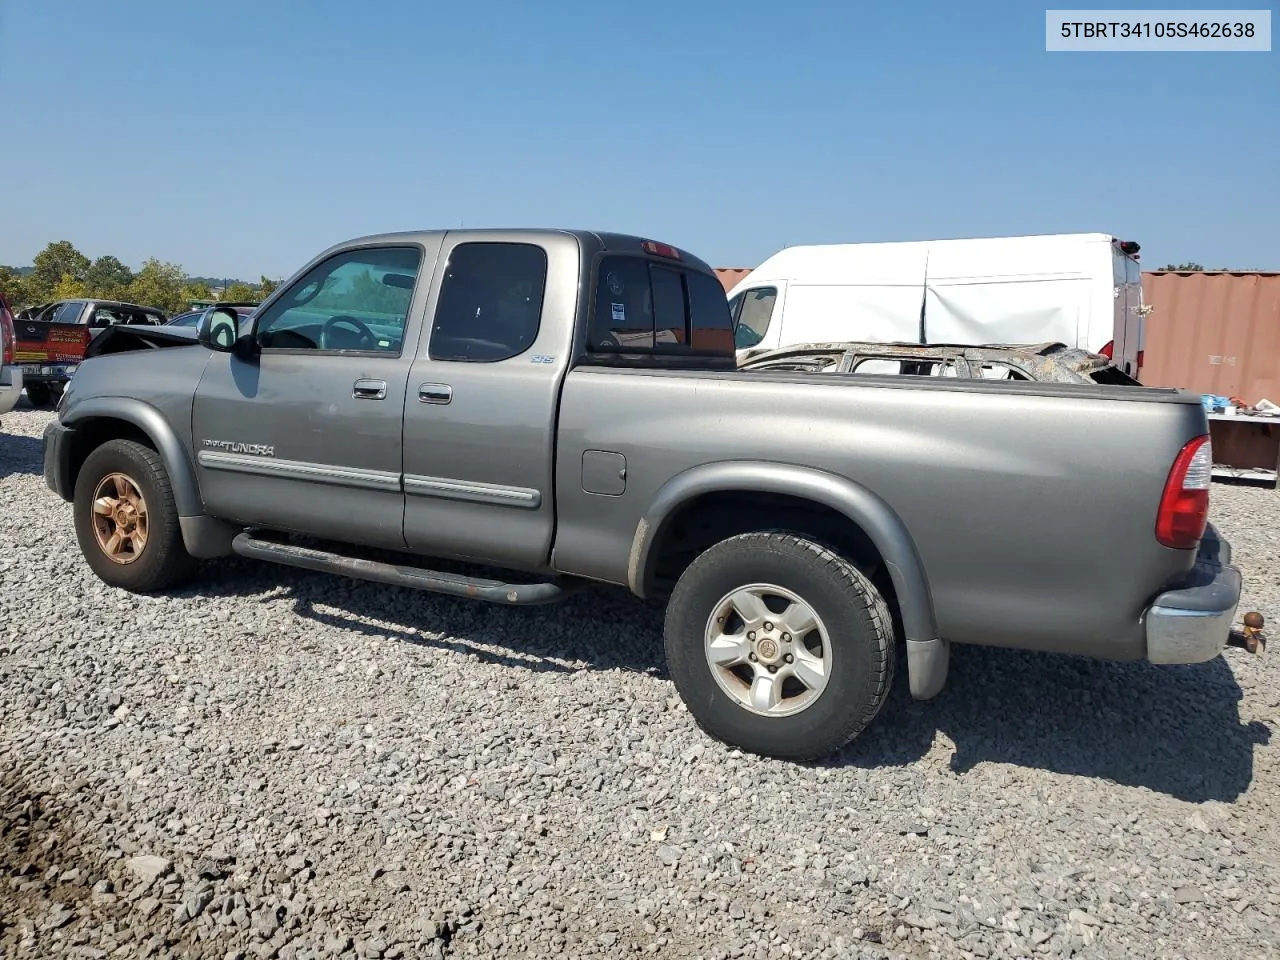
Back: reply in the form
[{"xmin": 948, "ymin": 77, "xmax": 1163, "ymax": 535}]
[
  {"xmin": 663, "ymin": 531, "xmax": 895, "ymax": 761},
  {"xmin": 73, "ymin": 439, "xmax": 198, "ymax": 592},
  {"xmin": 24, "ymin": 382, "xmax": 52, "ymax": 407}
]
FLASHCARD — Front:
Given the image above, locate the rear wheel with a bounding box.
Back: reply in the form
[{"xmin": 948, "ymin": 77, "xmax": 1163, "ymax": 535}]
[
  {"xmin": 663, "ymin": 531, "xmax": 895, "ymax": 760},
  {"xmin": 73, "ymin": 439, "xmax": 197, "ymax": 592},
  {"xmin": 25, "ymin": 383, "xmax": 52, "ymax": 407}
]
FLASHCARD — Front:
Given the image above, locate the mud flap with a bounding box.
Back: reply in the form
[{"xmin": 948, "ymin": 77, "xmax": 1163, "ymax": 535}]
[{"xmin": 906, "ymin": 637, "xmax": 949, "ymax": 699}]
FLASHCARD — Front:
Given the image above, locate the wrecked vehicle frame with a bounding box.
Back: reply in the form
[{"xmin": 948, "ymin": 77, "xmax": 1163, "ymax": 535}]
[{"xmin": 737, "ymin": 340, "xmax": 1142, "ymax": 386}]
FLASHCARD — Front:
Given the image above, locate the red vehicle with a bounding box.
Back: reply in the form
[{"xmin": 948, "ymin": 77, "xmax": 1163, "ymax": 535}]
[
  {"xmin": 12, "ymin": 298, "xmax": 165, "ymax": 406},
  {"xmin": 1, "ymin": 293, "xmax": 23, "ymax": 419}
]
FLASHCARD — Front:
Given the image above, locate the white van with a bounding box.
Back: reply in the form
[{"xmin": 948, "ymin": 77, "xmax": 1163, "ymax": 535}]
[{"xmin": 726, "ymin": 233, "xmax": 1147, "ymax": 378}]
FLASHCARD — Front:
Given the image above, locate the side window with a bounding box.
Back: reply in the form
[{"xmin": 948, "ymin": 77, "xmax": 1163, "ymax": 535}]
[
  {"xmin": 90, "ymin": 307, "xmax": 119, "ymax": 328},
  {"xmin": 429, "ymin": 242, "xmax": 548, "ymax": 362},
  {"xmin": 54, "ymin": 301, "xmax": 84, "ymax": 325},
  {"xmin": 727, "ymin": 292, "xmax": 743, "ymax": 328},
  {"xmin": 590, "ymin": 257, "xmax": 734, "ymax": 357},
  {"xmin": 734, "ymin": 287, "xmax": 776, "ymax": 349},
  {"xmin": 255, "ymin": 246, "xmax": 422, "ymax": 353}
]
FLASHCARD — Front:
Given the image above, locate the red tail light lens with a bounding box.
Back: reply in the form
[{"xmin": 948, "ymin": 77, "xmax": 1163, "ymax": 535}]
[
  {"xmin": 0, "ymin": 312, "xmax": 13, "ymax": 366},
  {"xmin": 1099, "ymin": 340, "xmax": 1114, "ymax": 360},
  {"xmin": 1135, "ymin": 349, "xmax": 1145, "ymax": 371},
  {"xmin": 1156, "ymin": 435, "xmax": 1212, "ymax": 549},
  {"xmin": 641, "ymin": 240, "xmax": 682, "ymax": 260}
]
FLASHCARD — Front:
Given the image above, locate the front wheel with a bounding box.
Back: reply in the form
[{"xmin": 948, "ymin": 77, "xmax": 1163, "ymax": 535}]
[
  {"xmin": 663, "ymin": 531, "xmax": 896, "ymax": 761},
  {"xmin": 73, "ymin": 439, "xmax": 198, "ymax": 592}
]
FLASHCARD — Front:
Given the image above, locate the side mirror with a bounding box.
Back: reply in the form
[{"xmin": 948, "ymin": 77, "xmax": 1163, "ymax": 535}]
[{"xmin": 198, "ymin": 307, "xmax": 257, "ymax": 357}]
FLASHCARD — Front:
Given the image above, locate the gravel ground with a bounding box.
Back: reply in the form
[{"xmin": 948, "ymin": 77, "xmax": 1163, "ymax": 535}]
[{"xmin": 2, "ymin": 403, "xmax": 1279, "ymax": 960}]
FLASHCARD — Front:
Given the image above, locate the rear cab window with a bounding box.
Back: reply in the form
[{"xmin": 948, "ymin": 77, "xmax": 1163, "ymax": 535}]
[{"xmin": 588, "ymin": 255, "xmax": 734, "ymax": 359}]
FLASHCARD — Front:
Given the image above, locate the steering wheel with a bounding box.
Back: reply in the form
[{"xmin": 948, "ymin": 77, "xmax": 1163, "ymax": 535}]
[{"xmin": 321, "ymin": 315, "xmax": 377, "ymax": 350}]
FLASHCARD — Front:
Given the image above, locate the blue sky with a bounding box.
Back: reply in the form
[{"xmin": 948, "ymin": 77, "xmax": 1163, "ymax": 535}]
[{"xmin": 1, "ymin": 1, "xmax": 1276, "ymax": 278}]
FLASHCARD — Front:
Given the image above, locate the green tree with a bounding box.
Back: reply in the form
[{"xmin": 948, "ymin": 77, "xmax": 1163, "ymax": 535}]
[
  {"xmin": 29, "ymin": 241, "xmax": 90, "ymax": 302},
  {"xmin": 258, "ymin": 275, "xmax": 278, "ymax": 298},
  {"xmin": 180, "ymin": 281, "xmax": 214, "ymax": 305},
  {"xmin": 126, "ymin": 258, "xmax": 188, "ymax": 314},
  {"xmin": 51, "ymin": 272, "xmax": 89, "ymax": 300},
  {"xmin": 0, "ymin": 266, "xmax": 32, "ymax": 308},
  {"xmin": 1158, "ymin": 262, "xmax": 1204, "ymax": 271},
  {"xmin": 85, "ymin": 255, "xmax": 135, "ymax": 299},
  {"xmin": 222, "ymin": 282, "xmax": 259, "ymax": 302}
]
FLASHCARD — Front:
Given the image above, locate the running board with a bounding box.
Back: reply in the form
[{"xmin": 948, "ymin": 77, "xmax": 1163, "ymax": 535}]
[{"xmin": 231, "ymin": 532, "xmax": 579, "ymax": 605}]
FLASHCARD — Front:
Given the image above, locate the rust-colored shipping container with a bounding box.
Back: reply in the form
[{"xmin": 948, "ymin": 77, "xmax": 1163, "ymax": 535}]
[
  {"xmin": 715, "ymin": 268, "xmax": 752, "ymax": 292},
  {"xmin": 1140, "ymin": 271, "xmax": 1280, "ymax": 404}
]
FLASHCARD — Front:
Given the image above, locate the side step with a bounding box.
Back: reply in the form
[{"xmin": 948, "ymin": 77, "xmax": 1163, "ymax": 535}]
[{"xmin": 231, "ymin": 532, "xmax": 580, "ymax": 605}]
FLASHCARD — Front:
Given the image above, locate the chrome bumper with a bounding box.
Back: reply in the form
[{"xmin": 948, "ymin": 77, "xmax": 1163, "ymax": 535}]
[{"xmin": 1145, "ymin": 526, "xmax": 1241, "ymax": 665}]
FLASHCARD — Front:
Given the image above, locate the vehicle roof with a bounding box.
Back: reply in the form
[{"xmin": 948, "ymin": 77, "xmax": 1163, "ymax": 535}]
[
  {"xmin": 732, "ymin": 232, "xmax": 1130, "ymax": 291},
  {"xmin": 329, "ymin": 228, "xmax": 718, "ymax": 276},
  {"xmin": 53, "ymin": 298, "xmax": 166, "ymax": 312}
]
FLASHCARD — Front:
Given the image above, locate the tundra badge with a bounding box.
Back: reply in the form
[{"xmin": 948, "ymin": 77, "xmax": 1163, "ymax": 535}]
[{"xmin": 202, "ymin": 439, "xmax": 275, "ymax": 457}]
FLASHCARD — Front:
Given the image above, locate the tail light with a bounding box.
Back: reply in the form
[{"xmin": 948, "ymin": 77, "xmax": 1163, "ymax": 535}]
[
  {"xmin": 1135, "ymin": 349, "xmax": 1145, "ymax": 371},
  {"xmin": 1099, "ymin": 340, "xmax": 1114, "ymax": 360},
  {"xmin": 1156, "ymin": 435, "xmax": 1212, "ymax": 549},
  {"xmin": 0, "ymin": 311, "xmax": 13, "ymax": 366}
]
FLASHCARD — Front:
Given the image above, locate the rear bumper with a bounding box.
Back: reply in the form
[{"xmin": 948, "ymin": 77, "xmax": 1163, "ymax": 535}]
[
  {"xmin": 43, "ymin": 419, "xmax": 75, "ymax": 501},
  {"xmin": 1144, "ymin": 525, "xmax": 1241, "ymax": 664},
  {"xmin": 16, "ymin": 362, "xmax": 76, "ymax": 384}
]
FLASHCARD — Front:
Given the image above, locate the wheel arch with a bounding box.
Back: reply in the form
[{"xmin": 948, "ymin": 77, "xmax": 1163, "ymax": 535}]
[
  {"xmin": 628, "ymin": 461, "xmax": 939, "ymax": 645},
  {"xmin": 62, "ymin": 398, "xmax": 203, "ymax": 518}
]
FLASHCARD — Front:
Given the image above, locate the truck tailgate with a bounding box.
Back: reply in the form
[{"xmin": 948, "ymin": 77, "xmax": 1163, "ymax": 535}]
[{"xmin": 13, "ymin": 321, "xmax": 90, "ymax": 369}]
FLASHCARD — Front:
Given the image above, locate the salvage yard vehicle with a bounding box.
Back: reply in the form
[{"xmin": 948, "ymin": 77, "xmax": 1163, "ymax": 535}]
[
  {"xmin": 0, "ymin": 294, "xmax": 23, "ymax": 421},
  {"xmin": 166, "ymin": 301, "xmax": 259, "ymax": 329},
  {"xmin": 737, "ymin": 339, "xmax": 1142, "ymax": 385},
  {"xmin": 42, "ymin": 228, "xmax": 1240, "ymax": 760},
  {"xmin": 727, "ymin": 232, "xmax": 1148, "ymax": 377},
  {"xmin": 14, "ymin": 298, "xmax": 167, "ymax": 406}
]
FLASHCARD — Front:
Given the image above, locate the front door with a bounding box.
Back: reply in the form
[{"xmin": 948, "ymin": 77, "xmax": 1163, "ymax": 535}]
[
  {"xmin": 192, "ymin": 240, "xmax": 441, "ymax": 549},
  {"xmin": 401, "ymin": 233, "xmax": 573, "ymax": 572}
]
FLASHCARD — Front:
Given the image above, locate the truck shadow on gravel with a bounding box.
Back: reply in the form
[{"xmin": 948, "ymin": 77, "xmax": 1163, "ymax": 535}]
[
  {"xmin": 835, "ymin": 643, "xmax": 1271, "ymax": 803},
  {"xmin": 0, "ymin": 434, "xmax": 43, "ymax": 480},
  {"xmin": 187, "ymin": 556, "xmax": 669, "ymax": 678},
  {"xmin": 186, "ymin": 558, "xmax": 1269, "ymax": 804}
]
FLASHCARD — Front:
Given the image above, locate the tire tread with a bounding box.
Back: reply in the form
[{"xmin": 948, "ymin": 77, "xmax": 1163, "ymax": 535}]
[
  {"xmin": 663, "ymin": 529, "xmax": 897, "ymax": 760},
  {"xmin": 73, "ymin": 439, "xmax": 197, "ymax": 593}
]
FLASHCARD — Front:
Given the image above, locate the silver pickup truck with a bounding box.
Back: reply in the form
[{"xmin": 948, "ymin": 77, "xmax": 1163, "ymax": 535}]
[{"xmin": 42, "ymin": 228, "xmax": 1241, "ymax": 760}]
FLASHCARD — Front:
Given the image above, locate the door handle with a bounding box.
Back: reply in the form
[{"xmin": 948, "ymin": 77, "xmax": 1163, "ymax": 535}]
[
  {"xmin": 418, "ymin": 383, "xmax": 452, "ymax": 404},
  {"xmin": 353, "ymin": 379, "xmax": 387, "ymax": 400}
]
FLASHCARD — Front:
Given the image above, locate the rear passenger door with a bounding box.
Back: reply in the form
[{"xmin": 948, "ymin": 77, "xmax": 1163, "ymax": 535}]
[{"xmin": 401, "ymin": 233, "xmax": 577, "ymax": 571}]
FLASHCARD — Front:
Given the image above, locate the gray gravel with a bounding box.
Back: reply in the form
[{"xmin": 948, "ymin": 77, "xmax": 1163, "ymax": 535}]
[{"xmin": 3, "ymin": 403, "xmax": 1280, "ymax": 960}]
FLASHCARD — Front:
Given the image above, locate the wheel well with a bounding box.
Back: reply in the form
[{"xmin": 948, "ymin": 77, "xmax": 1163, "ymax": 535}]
[
  {"xmin": 68, "ymin": 418, "xmax": 157, "ymax": 492},
  {"xmin": 647, "ymin": 491, "xmax": 901, "ymax": 629}
]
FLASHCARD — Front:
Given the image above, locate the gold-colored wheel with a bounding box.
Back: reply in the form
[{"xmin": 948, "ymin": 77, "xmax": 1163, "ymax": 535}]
[{"xmin": 91, "ymin": 472, "xmax": 149, "ymax": 564}]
